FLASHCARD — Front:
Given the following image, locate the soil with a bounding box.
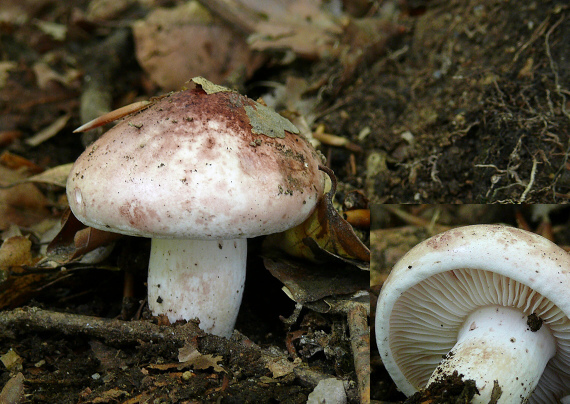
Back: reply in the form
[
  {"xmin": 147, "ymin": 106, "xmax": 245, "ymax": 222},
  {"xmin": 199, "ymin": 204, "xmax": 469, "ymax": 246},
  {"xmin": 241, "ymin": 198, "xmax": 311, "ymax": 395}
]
[{"xmin": 328, "ymin": 0, "xmax": 570, "ymax": 203}]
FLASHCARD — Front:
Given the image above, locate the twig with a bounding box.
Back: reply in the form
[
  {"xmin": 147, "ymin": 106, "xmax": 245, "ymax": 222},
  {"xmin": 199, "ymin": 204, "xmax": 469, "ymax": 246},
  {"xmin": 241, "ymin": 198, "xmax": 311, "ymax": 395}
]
[
  {"xmin": 348, "ymin": 305, "xmax": 370, "ymax": 404},
  {"xmin": 0, "ymin": 306, "xmax": 200, "ymax": 345}
]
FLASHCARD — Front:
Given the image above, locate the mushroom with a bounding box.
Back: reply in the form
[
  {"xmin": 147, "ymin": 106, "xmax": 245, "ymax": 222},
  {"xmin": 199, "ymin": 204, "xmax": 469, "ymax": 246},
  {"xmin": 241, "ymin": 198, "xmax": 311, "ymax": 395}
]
[
  {"xmin": 67, "ymin": 77, "xmax": 326, "ymax": 337},
  {"xmin": 375, "ymin": 224, "xmax": 570, "ymax": 403}
]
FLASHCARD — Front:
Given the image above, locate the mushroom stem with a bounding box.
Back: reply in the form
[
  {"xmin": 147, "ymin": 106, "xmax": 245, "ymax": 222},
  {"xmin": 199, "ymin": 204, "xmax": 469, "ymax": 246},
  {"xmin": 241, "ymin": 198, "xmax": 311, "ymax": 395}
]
[
  {"xmin": 147, "ymin": 238, "xmax": 247, "ymax": 338},
  {"xmin": 427, "ymin": 305, "xmax": 556, "ymax": 403}
]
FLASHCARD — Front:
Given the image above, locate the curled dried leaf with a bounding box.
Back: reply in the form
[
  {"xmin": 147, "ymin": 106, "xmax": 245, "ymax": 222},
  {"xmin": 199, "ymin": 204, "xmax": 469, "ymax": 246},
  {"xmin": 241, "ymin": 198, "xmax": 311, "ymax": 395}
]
[
  {"xmin": 264, "ymin": 166, "xmax": 369, "ymax": 265},
  {"xmin": 47, "ymin": 209, "xmax": 122, "ymax": 264}
]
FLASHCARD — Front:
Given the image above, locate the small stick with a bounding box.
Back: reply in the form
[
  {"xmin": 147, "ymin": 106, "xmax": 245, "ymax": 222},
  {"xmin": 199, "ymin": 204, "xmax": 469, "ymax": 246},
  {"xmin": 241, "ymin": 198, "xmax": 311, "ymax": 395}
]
[
  {"xmin": 0, "ymin": 306, "xmax": 201, "ymax": 345},
  {"xmin": 74, "ymin": 100, "xmax": 152, "ymax": 133},
  {"xmin": 348, "ymin": 305, "xmax": 370, "ymax": 404}
]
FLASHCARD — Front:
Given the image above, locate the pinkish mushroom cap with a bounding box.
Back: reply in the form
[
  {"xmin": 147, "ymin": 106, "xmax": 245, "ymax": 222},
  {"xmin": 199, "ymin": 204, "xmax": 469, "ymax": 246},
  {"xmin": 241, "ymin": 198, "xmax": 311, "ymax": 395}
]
[
  {"xmin": 376, "ymin": 224, "xmax": 570, "ymax": 403},
  {"xmin": 67, "ymin": 79, "xmax": 325, "ymax": 239}
]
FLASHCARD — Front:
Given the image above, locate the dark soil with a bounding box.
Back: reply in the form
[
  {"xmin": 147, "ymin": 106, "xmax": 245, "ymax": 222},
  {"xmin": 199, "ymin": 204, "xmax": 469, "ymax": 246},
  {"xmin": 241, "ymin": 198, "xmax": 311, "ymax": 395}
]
[{"xmin": 332, "ymin": 0, "xmax": 570, "ymax": 203}]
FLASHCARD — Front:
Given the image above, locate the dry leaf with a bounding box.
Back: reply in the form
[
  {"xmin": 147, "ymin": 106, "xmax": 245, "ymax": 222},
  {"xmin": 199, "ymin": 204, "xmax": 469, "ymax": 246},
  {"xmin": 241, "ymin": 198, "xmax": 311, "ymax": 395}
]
[
  {"xmin": 264, "ymin": 256, "xmax": 368, "ymax": 305},
  {"xmin": 0, "ymin": 349, "xmax": 23, "ymax": 372},
  {"xmin": 0, "ymin": 131, "xmax": 23, "ymax": 147},
  {"xmin": 30, "ymin": 61, "xmax": 83, "ymax": 89},
  {"xmin": 263, "ymin": 168, "xmax": 369, "ymax": 264},
  {"xmin": 0, "ymin": 372, "xmax": 25, "ymax": 404},
  {"xmin": 46, "ymin": 209, "xmax": 122, "ymax": 264},
  {"xmin": 0, "ymin": 0, "xmax": 54, "ymax": 24},
  {"xmin": 240, "ymin": 0, "xmax": 342, "ymax": 59},
  {"xmin": 178, "ymin": 341, "xmax": 225, "ymax": 373},
  {"xmin": 0, "ymin": 269, "xmax": 52, "ymax": 309},
  {"xmin": 0, "ymin": 233, "xmax": 61, "ymax": 309},
  {"xmin": 0, "ymin": 236, "xmax": 32, "ymax": 274},
  {"xmin": 147, "ymin": 344, "xmax": 225, "ymax": 373},
  {"xmin": 0, "ymin": 157, "xmax": 52, "ymax": 230},
  {"xmin": 24, "ymin": 163, "xmax": 72, "ymax": 187},
  {"xmin": 86, "ymin": 0, "xmax": 136, "ymax": 20},
  {"xmin": 133, "ymin": 1, "xmax": 263, "ymax": 90},
  {"xmin": 91, "ymin": 388, "xmax": 128, "ymax": 403},
  {"xmin": 249, "ymin": 20, "xmax": 341, "ymax": 60},
  {"xmin": 89, "ymin": 340, "xmax": 128, "ymax": 371},
  {"xmin": 266, "ymin": 356, "xmax": 301, "ymax": 378},
  {"xmin": 34, "ymin": 20, "xmax": 66, "ymax": 41},
  {"xmin": 0, "ymin": 174, "xmax": 50, "ymax": 231},
  {"xmin": 304, "ymin": 290, "xmax": 369, "ymax": 316},
  {"xmin": 0, "ymin": 151, "xmax": 43, "ymax": 173},
  {"xmin": 25, "ymin": 113, "xmax": 71, "ymax": 146}
]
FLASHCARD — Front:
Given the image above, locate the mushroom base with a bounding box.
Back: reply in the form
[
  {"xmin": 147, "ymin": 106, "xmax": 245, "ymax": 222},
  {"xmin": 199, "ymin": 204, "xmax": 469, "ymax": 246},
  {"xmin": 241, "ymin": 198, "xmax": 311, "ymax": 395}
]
[
  {"xmin": 427, "ymin": 305, "xmax": 555, "ymax": 403},
  {"xmin": 147, "ymin": 238, "xmax": 247, "ymax": 338}
]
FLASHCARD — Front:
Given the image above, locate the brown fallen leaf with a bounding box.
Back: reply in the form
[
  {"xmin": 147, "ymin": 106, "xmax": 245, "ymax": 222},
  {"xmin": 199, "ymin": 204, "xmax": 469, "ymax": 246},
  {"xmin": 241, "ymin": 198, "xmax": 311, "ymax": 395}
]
[
  {"xmin": 178, "ymin": 341, "xmax": 225, "ymax": 373},
  {"xmin": 266, "ymin": 356, "xmax": 302, "ymax": 378},
  {"xmin": 0, "ymin": 166, "xmax": 51, "ymax": 231},
  {"xmin": 0, "ymin": 267, "xmax": 52, "ymax": 309},
  {"xmin": 132, "ymin": 1, "xmax": 263, "ymax": 91},
  {"xmin": 0, "ymin": 151, "xmax": 44, "ymax": 173},
  {"xmin": 32, "ymin": 61, "xmax": 80, "ymax": 90},
  {"xmin": 0, "ymin": 163, "xmax": 73, "ymax": 189},
  {"xmin": 24, "ymin": 163, "xmax": 73, "ymax": 187},
  {"xmin": 0, "ymin": 236, "xmax": 32, "ymax": 276},
  {"xmin": 264, "ymin": 256, "xmax": 368, "ymax": 305},
  {"xmin": 84, "ymin": 0, "xmax": 136, "ymax": 20},
  {"xmin": 25, "ymin": 113, "xmax": 71, "ymax": 147},
  {"xmin": 263, "ymin": 166, "xmax": 370, "ymax": 264},
  {"xmin": 221, "ymin": 0, "xmax": 343, "ymax": 60},
  {"xmin": 0, "ymin": 130, "xmax": 23, "ymax": 147},
  {"xmin": 0, "ymin": 372, "xmax": 25, "ymax": 404},
  {"xmin": 0, "ymin": 349, "xmax": 23, "ymax": 372},
  {"xmin": 46, "ymin": 209, "xmax": 122, "ymax": 264},
  {"xmin": 91, "ymin": 388, "xmax": 128, "ymax": 404},
  {"xmin": 0, "ymin": 227, "xmax": 55, "ymax": 310},
  {"xmin": 89, "ymin": 340, "xmax": 128, "ymax": 371},
  {"xmin": 305, "ymin": 291, "xmax": 369, "ymax": 316},
  {"xmin": 146, "ymin": 340, "xmax": 225, "ymax": 373},
  {"xmin": 0, "ymin": 227, "xmax": 60, "ymax": 310}
]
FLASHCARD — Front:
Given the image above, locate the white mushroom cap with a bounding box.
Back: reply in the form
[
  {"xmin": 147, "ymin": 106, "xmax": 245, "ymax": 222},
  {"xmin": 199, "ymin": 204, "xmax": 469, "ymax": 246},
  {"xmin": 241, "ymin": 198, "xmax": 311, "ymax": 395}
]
[
  {"xmin": 66, "ymin": 82, "xmax": 325, "ymax": 239},
  {"xmin": 375, "ymin": 224, "xmax": 570, "ymax": 403}
]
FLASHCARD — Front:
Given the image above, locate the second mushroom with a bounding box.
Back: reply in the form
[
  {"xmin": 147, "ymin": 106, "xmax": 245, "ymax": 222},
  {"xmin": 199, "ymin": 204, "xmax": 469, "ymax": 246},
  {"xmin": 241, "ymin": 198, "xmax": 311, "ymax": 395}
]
[
  {"xmin": 376, "ymin": 224, "xmax": 570, "ymax": 403},
  {"xmin": 67, "ymin": 77, "xmax": 326, "ymax": 338}
]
